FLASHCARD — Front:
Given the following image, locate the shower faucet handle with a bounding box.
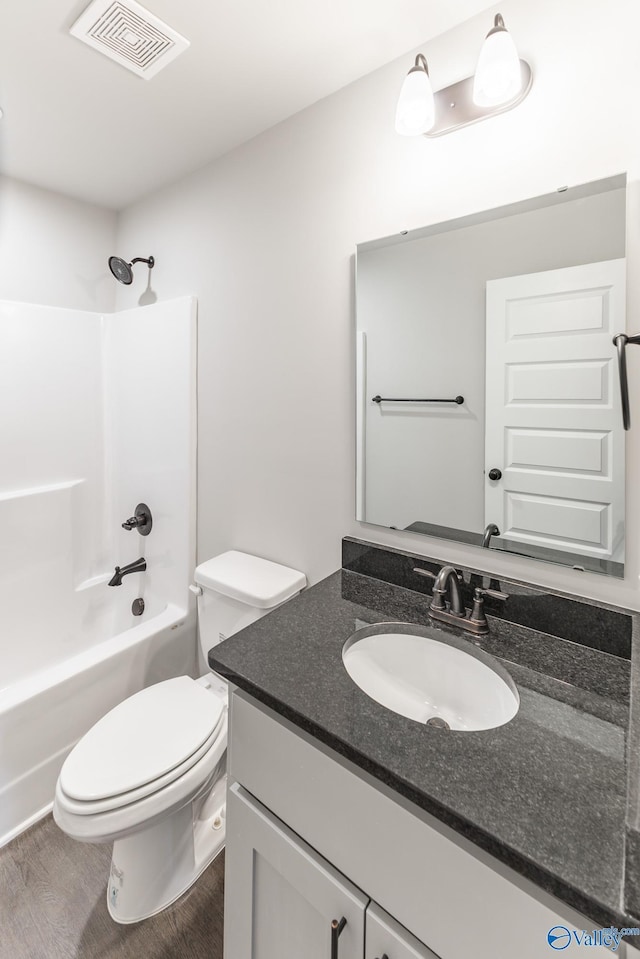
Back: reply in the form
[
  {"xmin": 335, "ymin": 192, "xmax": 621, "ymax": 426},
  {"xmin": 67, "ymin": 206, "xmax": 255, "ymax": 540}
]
[
  {"xmin": 122, "ymin": 503, "xmax": 153, "ymax": 536},
  {"xmin": 122, "ymin": 516, "xmax": 142, "ymax": 530}
]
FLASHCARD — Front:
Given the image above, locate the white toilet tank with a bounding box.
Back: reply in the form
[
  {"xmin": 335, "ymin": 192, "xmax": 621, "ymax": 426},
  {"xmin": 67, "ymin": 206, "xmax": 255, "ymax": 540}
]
[{"xmin": 193, "ymin": 550, "xmax": 306, "ymax": 668}]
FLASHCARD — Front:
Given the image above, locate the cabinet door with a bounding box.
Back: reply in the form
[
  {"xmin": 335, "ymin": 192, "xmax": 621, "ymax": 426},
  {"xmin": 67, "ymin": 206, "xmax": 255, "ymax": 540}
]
[
  {"xmin": 225, "ymin": 783, "xmax": 369, "ymax": 959},
  {"xmin": 366, "ymin": 902, "xmax": 440, "ymax": 959}
]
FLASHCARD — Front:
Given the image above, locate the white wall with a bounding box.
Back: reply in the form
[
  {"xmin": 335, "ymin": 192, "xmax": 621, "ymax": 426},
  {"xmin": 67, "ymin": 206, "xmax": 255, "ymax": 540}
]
[
  {"xmin": 0, "ymin": 175, "xmax": 117, "ymax": 312},
  {"xmin": 114, "ymin": 0, "xmax": 640, "ymax": 611}
]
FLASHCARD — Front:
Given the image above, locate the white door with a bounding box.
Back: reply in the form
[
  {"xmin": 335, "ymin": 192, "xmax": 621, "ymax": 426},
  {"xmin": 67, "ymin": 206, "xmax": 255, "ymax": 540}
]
[
  {"xmin": 224, "ymin": 783, "xmax": 368, "ymax": 959},
  {"xmin": 485, "ymin": 259, "xmax": 625, "ymax": 565}
]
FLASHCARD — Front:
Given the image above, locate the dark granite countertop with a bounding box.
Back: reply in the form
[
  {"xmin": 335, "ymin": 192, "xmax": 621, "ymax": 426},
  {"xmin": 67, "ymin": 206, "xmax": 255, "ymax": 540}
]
[{"xmin": 209, "ymin": 569, "xmax": 633, "ymax": 930}]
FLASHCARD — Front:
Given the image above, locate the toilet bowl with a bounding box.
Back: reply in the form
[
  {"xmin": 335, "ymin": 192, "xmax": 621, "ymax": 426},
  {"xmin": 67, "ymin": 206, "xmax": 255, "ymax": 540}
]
[{"xmin": 53, "ymin": 551, "xmax": 306, "ymax": 923}]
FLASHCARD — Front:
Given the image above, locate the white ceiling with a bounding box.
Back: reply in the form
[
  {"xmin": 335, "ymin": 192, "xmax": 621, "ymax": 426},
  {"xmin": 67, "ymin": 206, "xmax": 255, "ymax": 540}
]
[{"xmin": 0, "ymin": 0, "xmax": 496, "ymax": 210}]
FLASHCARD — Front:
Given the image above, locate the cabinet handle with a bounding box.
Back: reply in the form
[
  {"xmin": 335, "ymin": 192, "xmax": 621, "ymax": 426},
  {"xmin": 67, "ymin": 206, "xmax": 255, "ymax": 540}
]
[{"xmin": 330, "ymin": 917, "xmax": 347, "ymax": 959}]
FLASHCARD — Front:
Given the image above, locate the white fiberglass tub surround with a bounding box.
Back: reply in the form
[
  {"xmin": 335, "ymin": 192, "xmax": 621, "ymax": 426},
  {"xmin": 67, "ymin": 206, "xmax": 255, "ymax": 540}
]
[{"xmin": 0, "ymin": 296, "xmax": 197, "ymax": 846}]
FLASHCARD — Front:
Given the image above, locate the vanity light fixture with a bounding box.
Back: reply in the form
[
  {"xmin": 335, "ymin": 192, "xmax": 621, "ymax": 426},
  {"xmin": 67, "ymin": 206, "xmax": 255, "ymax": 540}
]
[
  {"xmin": 473, "ymin": 14, "xmax": 523, "ymax": 106},
  {"xmin": 395, "ymin": 12, "xmax": 532, "ymax": 138},
  {"xmin": 395, "ymin": 54, "xmax": 435, "ymax": 136}
]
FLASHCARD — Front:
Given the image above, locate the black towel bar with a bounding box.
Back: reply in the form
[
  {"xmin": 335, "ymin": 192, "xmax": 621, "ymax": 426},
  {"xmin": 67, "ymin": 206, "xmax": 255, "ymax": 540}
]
[{"xmin": 372, "ymin": 395, "xmax": 464, "ymax": 405}]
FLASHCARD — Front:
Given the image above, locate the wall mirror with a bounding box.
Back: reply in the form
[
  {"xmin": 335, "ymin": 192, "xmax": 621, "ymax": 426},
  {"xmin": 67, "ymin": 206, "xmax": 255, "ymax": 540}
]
[{"xmin": 355, "ymin": 174, "xmax": 627, "ymax": 578}]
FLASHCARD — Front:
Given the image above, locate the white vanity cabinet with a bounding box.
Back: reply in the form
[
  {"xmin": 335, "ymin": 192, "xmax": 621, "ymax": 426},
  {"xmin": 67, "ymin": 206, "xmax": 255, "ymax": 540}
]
[
  {"xmin": 225, "ymin": 691, "xmax": 624, "ymax": 959},
  {"xmin": 225, "ymin": 783, "xmax": 437, "ymax": 959},
  {"xmin": 225, "ymin": 783, "xmax": 368, "ymax": 959}
]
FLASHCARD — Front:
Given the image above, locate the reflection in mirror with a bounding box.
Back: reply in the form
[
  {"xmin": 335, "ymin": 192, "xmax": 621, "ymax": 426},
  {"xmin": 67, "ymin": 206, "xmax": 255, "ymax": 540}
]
[{"xmin": 355, "ymin": 175, "xmax": 627, "ymax": 578}]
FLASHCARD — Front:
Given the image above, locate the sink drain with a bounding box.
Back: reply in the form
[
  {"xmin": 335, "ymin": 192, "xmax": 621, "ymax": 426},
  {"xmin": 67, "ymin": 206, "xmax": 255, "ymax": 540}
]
[{"xmin": 426, "ymin": 716, "xmax": 451, "ymax": 730}]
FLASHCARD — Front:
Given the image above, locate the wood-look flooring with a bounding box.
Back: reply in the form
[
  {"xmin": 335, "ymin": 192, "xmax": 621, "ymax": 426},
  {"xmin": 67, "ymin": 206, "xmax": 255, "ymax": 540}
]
[{"xmin": 0, "ymin": 815, "xmax": 224, "ymax": 959}]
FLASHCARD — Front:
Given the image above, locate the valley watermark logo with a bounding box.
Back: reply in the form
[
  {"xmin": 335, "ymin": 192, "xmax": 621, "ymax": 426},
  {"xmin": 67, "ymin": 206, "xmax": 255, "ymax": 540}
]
[{"xmin": 547, "ymin": 925, "xmax": 640, "ymax": 952}]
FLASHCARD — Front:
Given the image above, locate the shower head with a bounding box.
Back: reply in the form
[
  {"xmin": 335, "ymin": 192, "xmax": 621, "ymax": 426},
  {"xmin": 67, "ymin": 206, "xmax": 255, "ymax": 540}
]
[{"xmin": 108, "ymin": 255, "xmax": 155, "ymax": 285}]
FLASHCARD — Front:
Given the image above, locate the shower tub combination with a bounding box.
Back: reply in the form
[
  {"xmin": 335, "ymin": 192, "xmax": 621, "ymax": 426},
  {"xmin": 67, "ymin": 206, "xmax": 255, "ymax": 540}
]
[{"xmin": 0, "ymin": 295, "xmax": 197, "ymax": 846}]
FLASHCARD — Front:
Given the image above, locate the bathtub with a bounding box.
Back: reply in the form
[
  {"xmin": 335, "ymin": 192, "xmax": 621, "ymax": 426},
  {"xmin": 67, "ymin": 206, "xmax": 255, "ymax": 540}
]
[
  {"xmin": 0, "ymin": 601, "xmax": 196, "ymax": 847},
  {"xmin": 0, "ymin": 296, "xmax": 198, "ymax": 848}
]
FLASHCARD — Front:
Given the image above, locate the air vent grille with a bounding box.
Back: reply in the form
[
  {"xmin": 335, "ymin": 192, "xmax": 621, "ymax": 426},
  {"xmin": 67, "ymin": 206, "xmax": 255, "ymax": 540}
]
[{"xmin": 70, "ymin": 0, "xmax": 189, "ymax": 80}]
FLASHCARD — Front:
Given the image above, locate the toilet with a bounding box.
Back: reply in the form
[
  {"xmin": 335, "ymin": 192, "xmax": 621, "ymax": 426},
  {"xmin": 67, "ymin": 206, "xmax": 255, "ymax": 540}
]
[{"xmin": 53, "ymin": 550, "xmax": 306, "ymax": 923}]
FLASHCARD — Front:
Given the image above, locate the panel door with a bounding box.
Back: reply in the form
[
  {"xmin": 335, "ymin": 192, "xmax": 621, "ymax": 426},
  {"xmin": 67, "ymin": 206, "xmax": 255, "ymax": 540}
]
[
  {"xmin": 366, "ymin": 902, "xmax": 440, "ymax": 959},
  {"xmin": 485, "ymin": 259, "xmax": 625, "ymax": 563},
  {"xmin": 224, "ymin": 782, "xmax": 368, "ymax": 959}
]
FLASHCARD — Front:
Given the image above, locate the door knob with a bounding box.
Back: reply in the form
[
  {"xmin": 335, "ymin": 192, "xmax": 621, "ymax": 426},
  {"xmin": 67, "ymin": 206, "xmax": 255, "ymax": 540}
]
[{"xmin": 488, "ymin": 468, "xmax": 502, "ymax": 481}]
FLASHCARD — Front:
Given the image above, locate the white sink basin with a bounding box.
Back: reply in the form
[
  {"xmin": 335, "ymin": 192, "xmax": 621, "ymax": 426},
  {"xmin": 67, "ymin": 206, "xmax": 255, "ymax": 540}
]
[{"xmin": 342, "ymin": 623, "xmax": 519, "ymax": 731}]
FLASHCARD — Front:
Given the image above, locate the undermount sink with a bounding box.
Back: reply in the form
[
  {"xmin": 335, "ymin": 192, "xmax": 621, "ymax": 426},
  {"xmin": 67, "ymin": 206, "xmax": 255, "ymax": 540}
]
[{"xmin": 342, "ymin": 623, "xmax": 519, "ymax": 731}]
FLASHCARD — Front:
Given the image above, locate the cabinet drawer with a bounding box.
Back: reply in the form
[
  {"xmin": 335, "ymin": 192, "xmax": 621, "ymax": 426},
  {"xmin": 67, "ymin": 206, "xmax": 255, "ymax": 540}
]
[{"xmin": 229, "ymin": 691, "xmax": 617, "ymax": 959}]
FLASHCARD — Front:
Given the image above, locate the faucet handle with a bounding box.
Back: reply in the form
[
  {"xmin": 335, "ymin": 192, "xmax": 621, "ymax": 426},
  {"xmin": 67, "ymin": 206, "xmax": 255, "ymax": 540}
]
[
  {"xmin": 477, "ymin": 586, "xmax": 509, "ymax": 602},
  {"xmin": 121, "ymin": 503, "xmax": 153, "ymax": 536},
  {"xmin": 415, "ymin": 565, "xmax": 463, "ymax": 582},
  {"xmin": 468, "ymin": 586, "xmax": 509, "ymax": 632},
  {"xmin": 413, "ymin": 567, "xmax": 437, "ymax": 581}
]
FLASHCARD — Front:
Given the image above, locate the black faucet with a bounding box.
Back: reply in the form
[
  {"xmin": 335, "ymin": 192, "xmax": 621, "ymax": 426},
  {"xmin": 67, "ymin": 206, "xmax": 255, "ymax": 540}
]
[
  {"xmin": 482, "ymin": 523, "xmax": 500, "ymax": 548},
  {"xmin": 108, "ymin": 557, "xmax": 147, "ymax": 587},
  {"xmin": 431, "ymin": 565, "xmax": 465, "ymax": 617}
]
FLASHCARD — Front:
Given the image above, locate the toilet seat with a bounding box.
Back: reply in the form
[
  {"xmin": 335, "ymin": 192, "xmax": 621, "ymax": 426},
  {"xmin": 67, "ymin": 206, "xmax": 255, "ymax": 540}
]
[
  {"xmin": 60, "ymin": 676, "xmax": 224, "ymax": 804},
  {"xmin": 54, "ymin": 710, "xmax": 228, "ymax": 844},
  {"xmin": 58, "ymin": 715, "xmax": 225, "ymax": 816}
]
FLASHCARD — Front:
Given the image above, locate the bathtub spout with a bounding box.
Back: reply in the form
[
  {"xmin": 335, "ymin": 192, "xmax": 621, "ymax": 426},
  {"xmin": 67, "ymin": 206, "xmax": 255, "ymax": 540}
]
[{"xmin": 108, "ymin": 557, "xmax": 147, "ymax": 587}]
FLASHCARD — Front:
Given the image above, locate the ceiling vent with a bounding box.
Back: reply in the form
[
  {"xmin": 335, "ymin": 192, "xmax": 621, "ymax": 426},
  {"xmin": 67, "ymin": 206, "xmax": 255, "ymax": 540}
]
[{"xmin": 70, "ymin": 0, "xmax": 189, "ymax": 80}]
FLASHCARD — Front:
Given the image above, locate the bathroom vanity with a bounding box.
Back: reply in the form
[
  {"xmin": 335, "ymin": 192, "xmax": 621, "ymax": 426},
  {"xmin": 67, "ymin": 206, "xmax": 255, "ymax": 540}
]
[{"xmin": 209, "ymin": 539, "xmax": 640, "ymax": 959}]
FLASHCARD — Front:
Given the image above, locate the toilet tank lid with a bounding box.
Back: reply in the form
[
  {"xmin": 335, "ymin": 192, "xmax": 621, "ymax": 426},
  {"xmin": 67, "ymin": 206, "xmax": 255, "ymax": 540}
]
[{"xmin": 194, "ymin": 550, "xmax": 306, "ymax": 608}]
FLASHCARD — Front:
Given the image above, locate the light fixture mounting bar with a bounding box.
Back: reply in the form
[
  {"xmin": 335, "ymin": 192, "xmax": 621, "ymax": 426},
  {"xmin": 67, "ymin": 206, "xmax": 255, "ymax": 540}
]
[{"xmin": 424, "ymin": 60, "xmax": 532, "ymax": 138}]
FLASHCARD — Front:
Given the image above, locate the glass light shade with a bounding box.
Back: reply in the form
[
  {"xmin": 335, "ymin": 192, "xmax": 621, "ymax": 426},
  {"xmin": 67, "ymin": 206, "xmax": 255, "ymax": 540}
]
[
  {"xmin": 473, "ymin": 27, "xmax": 522, "ymax": 107},
  {"xmin": 395, "ymin": 67, "xmax": 435, "ymax": 136}
]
